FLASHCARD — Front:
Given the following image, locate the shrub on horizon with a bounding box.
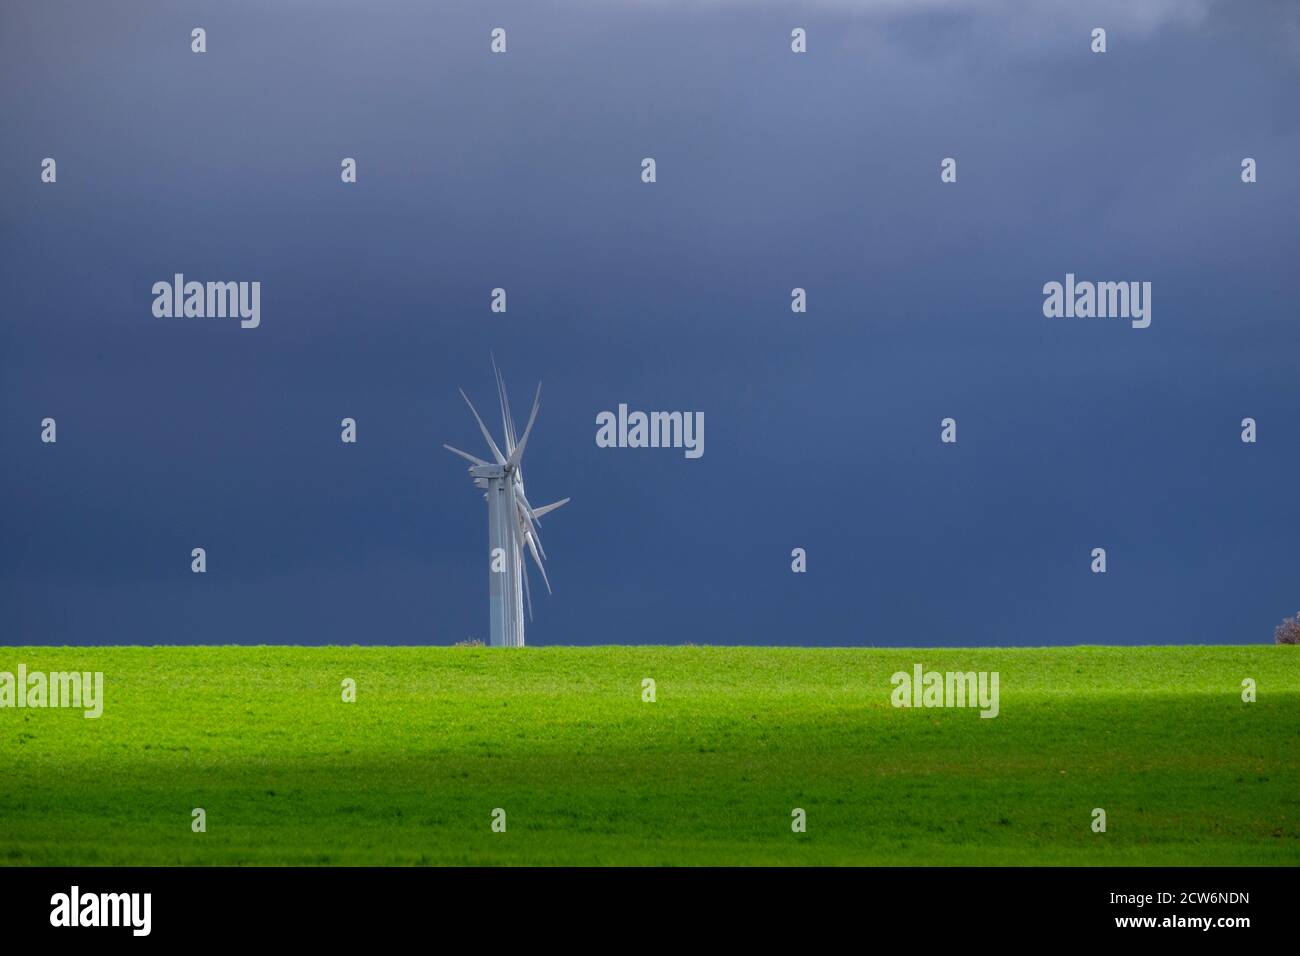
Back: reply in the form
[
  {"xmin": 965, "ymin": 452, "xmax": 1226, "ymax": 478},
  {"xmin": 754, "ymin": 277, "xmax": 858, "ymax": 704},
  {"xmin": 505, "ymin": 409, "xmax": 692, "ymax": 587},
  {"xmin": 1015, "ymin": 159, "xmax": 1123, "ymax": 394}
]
[{"xmin": 1275, "ymin": 613, "xmax": 1300, "ymax": 645}]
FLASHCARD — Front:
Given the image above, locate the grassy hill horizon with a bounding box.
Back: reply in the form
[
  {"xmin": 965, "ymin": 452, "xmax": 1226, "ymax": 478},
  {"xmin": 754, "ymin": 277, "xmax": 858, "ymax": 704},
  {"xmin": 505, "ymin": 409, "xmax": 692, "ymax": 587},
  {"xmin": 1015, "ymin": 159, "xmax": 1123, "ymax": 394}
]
[{"xmin": 1, "ymin": 645, "xmax": 1296, "ymax": 866}]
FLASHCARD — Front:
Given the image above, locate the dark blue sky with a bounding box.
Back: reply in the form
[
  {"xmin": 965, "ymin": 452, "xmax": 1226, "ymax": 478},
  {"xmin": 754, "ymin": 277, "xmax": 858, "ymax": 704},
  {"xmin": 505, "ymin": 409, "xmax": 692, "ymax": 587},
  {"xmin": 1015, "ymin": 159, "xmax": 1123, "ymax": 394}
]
[{"xmin": 3, "ymin": 1, "xmax": 1298, "ymax": 646}]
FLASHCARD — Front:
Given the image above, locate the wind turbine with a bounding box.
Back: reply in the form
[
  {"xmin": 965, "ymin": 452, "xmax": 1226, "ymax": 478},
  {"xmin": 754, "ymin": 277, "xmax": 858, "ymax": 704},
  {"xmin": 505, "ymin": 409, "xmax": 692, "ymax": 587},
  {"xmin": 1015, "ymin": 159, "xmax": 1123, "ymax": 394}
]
[{"xmin": 445, "ymin": 360, "xmax": 569, "ymax": 647}]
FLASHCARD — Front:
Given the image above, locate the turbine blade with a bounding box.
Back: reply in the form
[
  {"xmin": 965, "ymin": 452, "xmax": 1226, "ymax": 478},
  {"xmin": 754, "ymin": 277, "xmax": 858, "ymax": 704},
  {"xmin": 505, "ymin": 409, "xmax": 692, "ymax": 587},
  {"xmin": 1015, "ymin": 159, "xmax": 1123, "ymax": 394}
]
[
  {"xmin": 505, "ymin": 371, "xmax": 519, "ymax": 449},
  {"xmin": 509, "ymin": 483, "xmax": 534, "ymax": 567},
  {"xmin": 516, "ymin": 494, "xmax": 545, "ymax": 561},
  {"xmin": 515, "ymin": 485, "xmax": 536, "ymax": 518},
  {"xmin": 526, "ymin": 531, "xmax": 552, "ymax": 594},
  {"xmin": 531, "ymin": 497, "xmax": 570, "ymax": 519},
  {"xmin": 459, "ymin": 388, "xmax": 507, "ymax": 465},
  {"xmin": 506, "ymin": 383, "xmax": 542, "ymax": 470},
  {"xmin": 521, "ymin": 552, "xmax": 535, "ymax": 622},
  {"xmin": 492, "ymin": 355, "xmax": 515, "ymax": 456},
  {"xmin": 443, "ymin": 443, "xmax": 489, "ymax": 467}
]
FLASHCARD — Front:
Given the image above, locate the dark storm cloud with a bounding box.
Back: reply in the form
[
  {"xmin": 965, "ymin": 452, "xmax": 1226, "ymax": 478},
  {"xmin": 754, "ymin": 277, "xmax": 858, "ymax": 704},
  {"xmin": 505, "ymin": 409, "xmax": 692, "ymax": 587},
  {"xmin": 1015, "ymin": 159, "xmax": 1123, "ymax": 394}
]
[{"xmin": 1, "ymin": 0, "xmax": 1297, "ymax": 645}]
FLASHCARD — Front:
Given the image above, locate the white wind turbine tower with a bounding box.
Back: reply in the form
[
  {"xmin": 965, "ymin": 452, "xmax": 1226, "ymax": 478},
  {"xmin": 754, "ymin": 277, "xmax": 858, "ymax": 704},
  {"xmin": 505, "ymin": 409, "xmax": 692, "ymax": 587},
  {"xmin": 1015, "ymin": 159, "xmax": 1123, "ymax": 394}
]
[{"xmin": 444, "ymin": 360, "xmax": 570, "ymax": 647}]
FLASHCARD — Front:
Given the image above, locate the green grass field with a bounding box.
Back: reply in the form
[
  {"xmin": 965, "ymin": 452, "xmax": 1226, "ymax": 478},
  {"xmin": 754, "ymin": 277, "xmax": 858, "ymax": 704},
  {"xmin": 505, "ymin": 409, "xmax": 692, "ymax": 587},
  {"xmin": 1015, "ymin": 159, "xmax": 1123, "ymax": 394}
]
[{"xmin": 1, "ymin": 645, "xmax": 1296, "ymax": 866}]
